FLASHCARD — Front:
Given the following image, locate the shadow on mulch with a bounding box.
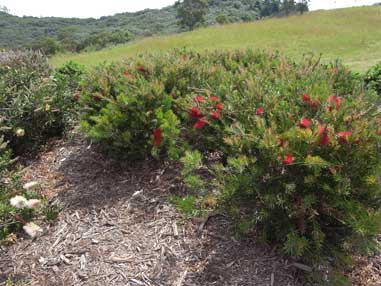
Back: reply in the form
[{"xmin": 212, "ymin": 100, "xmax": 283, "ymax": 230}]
[
  {"xmin": 51, "ymin": 140, "xmax": 300, "ymax": 286},
  {"xmin": 184, "ymin": 216, "xmax": 300, "ymax": 286},
  {"xmin": 56, "ymin": 141, "xmax": 184, "ymax": 211}
]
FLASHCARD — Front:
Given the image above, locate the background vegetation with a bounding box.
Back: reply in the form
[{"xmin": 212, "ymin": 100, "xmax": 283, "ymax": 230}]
[
  {"xmin": 51, "ymin": 6, "xmax": 381, "ymax": 71},
  {"xmin": 0, "ymin": 0, "xmax": 308, "ymax": 54}
]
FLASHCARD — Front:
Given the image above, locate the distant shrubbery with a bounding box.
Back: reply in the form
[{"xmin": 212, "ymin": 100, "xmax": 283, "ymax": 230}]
[
  {"xmin": 32, "ymin": 29, "xmax": 132, "ymax": 55},
  {"xmin": 79, "ymin": 50, "xmax": 381, "ymax": 282},
  {"xmin": 78, "ymin": 30, "xmax": 131, "ymax": 52}
]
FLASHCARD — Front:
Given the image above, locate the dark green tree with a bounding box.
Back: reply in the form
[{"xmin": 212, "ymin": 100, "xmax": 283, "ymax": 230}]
[
  {"xmin": 58, "ymin": 27, "xmax": 80, "ymax": 52},
  {"xmin": 260, "ymin": 0, "xmax": 271, "ymax": 16},
  {"xmin": 0, "ymin": 5, "xmax": 9, "ymax": 13},
  {"xmin": 216, "ymin": 13, "xmax": 229, "ymax": 24},
  {"xmin": 296, "ymin": 0, "xmax": 309, "ymax": 14},
  {"xmin": 175, "ymin": 0, "xmax": 209, "ymax": 30},
  {"xmin": 253, "ymin": 0, "xmax": 262, "ymax": 12},
  {"xmin": 79, "ymin": 30, "xmax": 131, "ymax": 51},
  {"xmin": 32, "ymin": 37, "xmax": 61, "ymax": 55},
  {"xmin": 270, "ymin": 0, "xmax": 281, "ymax": 14},
  {"xmin": 282, "ymin": 0, "xmax": 296, "ymax": 16},
  {"xmin": 261, "ymin": 0, "xmax": 281, "ymax": 17}
]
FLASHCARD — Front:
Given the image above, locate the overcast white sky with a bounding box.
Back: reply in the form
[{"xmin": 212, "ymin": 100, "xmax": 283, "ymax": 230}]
[{"xmin": 0, "ymin": 0, "xmax": 379, "ymax": 18}]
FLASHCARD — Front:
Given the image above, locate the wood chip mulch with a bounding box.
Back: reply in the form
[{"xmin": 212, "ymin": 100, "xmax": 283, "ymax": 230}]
[
  {"xmin": 348, "ymin": 254, "xmax": 381, "ymax": 286},
  {"xmin": 0, "ymin": 135, "xmax": 379, "ymax": 286}
]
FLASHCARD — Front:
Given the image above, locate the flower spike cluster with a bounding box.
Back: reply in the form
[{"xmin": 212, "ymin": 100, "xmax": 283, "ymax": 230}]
[
  {"xmin": 189, "ymin": 95, "xmax": 224, "ymax": 130},
  {"xmin": 281, "ymin": 94, "xmax": 353, "ymax": 166}
]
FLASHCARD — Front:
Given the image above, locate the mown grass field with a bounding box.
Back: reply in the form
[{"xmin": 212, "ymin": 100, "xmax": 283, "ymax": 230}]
[{"xmin": 51, "ymin": 6, "xmax": 381, "ymax": 71}]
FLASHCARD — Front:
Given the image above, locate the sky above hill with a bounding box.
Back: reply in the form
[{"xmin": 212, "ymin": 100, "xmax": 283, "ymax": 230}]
[{"xmin": 0, "ymin": 0, "xmax": 379, "ymax": 18}]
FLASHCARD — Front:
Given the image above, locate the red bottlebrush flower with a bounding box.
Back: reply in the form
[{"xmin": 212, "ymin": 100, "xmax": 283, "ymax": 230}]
[
  {"xmin": 93, "ymin": 94, "xmax": 102, "ymax": 102},
  {"xmin": 193, "ymin": 118, "xmax": 208, "ymax": 129},
  {"xmin": 377, "ymin": 129, "xmax": 381, "ymax": 136},
  {"xmin": 328, "ymin": 96, "xmax": 342, "ymax": 111},
  {"xmin": 189, "ymin": 107, "xmax": 202, "ymax": 118},
  {"xmin": 311, "ymin": 100, "xmax": 320, "ymax": 108},
  {"xmin": 300, "ymin": 118, "xmax": 311, "ymax": 129},
  {"xmin": 256, "ymin": 107, "xmax": 265, "ymax": 116},
  {"xmin": 153, "ymin": 129, "xmax": 162, "ymax": 146},
  {"xmin": 124, "ymin": 70, "xmax": 130, "ymax": 77},
  {"xmin": 194, "ymin": 96, "xmax": 205, "ymax": 103},
  {"xmin": 318, "ymin": 125, "xmax": 327, "ymax": 136},
  {"xmin": 209, "ymin": 96, "xmax": 220, "ymax": 102},
  {"xmin": 302, "ymin": 93, "xmax": 310, "ymax": 103},
  {"xmin": 215, "ymin": 103, "xmax": 224, "ymax": 110},
  {"xmin": 335, "ymin": 97, "xmax": 342, "ymax": 110},
  {"xmin": 283, "ymin": 154, "xmax": 295, "ymax": 165},
  {"xmin": 278, "ymin": 137, "xmax": 285, "ymax": 147},
  {"xmin": 210, "ymin": 110, "xmax": 221, "ymax": 120},
  {"xmin": 318, "ymin": 134, "xmax": 330, "ymax": 146},
  {"xmin": 137, "ymin": 65, "xmax": 146, "ymax": 74},
  {"xmin": 337, "ymin": 131, "xmax": 352, "ymax": 144}
]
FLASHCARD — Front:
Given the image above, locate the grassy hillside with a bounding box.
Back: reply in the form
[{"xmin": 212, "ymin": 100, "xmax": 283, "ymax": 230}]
[
  {"xmin": 0, "ymin": 0, "xmax": 263, "ymax": 51},
  {"xmin": 51, "ymin": 6, "xmax": 381, "ymax": 71}
]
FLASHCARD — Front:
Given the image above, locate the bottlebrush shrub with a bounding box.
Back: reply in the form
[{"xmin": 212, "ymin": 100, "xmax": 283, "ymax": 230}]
[
  {"xmin": 79, "ymin": 50, "xmax": 381, "ymax": 271},
  {"xmin": 206, "ymin": 58, "xmax": 381, "ymax": 268},
  {"xmin": 79, "ymin": 63, "xmax": 182, "ymax": 159},
  {"xmin": 365, "ymin": 63, "xmax": 381, "ymax": 97},
  {"xmin": 0, "ymin": 50, "xmax": 78, "ymax": 153},
  {"xmin": 79, "ymin": 50, "xmax": 258, "ymax": 157}
]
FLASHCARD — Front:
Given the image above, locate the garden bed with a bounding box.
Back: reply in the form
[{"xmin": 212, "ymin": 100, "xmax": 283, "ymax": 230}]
[
  {"xmin": 1, "ymin": 134, "xmax": 380, "ymax": 285},
  {"xmin": 1, "ymin": 135, "xmax": 299, "ymax": 286}
]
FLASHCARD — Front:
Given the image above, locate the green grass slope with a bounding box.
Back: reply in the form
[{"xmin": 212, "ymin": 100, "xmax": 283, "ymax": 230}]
[{"xmin": 51, "ymin": 6, "xmax": 381, "ymax": 71}]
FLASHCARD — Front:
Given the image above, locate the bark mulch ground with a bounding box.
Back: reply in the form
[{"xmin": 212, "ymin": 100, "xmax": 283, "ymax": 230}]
[{"xmin": 1, "ymin": 135, "xmax": 379, "ymax": 286}]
